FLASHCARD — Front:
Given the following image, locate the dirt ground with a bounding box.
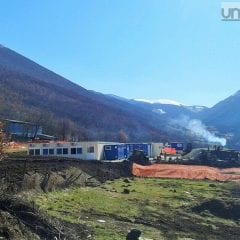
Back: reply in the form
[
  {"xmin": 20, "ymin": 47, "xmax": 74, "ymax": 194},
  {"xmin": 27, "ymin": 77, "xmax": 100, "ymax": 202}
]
[
  {"xmin": 1, "ymin": 157, "xmax": 240, "ymax": 239},
  {"xmin": 0, "ymin": 157, "xmax": 132, "ymax": 193},
  {"xmin": 0, "ymin": 157, "xmax": 132, "ymax": 240}
]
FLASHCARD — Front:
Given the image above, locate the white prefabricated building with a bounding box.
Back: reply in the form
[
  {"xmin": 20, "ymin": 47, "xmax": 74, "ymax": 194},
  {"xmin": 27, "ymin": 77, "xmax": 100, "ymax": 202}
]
[{"xmin": 28, "ymin": 141, "xmax": 117, "ymax": 160}]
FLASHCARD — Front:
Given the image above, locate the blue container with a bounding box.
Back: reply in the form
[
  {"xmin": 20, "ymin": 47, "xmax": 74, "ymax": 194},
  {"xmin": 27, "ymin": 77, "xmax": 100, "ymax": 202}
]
[
  {"xmin": 104, "ymin": 144, "xmax": 127, "ymax": 160},
  {"xmin": 170, "ymin": 142, "xmax": 184, "ymax": 151},
  {"xmin": 126, "ymin": 143, "xmax": 151, "ymax": 158}
]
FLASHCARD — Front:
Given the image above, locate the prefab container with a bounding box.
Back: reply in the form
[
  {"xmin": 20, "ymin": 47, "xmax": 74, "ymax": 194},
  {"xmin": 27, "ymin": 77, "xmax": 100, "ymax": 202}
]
[
  {"xmin": 103, "ymin": 144, "xmax": 127, "ymax": 160},
  {"xmin": 28, "ymin": 141, "xmax": 117, "ymax": 160},
  {"xmin": 170, "ymin": 142, "xmax": 184, "ymax": 153}
]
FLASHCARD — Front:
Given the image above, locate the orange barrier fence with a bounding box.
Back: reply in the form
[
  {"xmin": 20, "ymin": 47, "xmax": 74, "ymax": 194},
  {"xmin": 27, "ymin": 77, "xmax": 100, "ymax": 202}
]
[{"xmin": 132, "ymin": 163, "xmax": 240, "ymax": 181}]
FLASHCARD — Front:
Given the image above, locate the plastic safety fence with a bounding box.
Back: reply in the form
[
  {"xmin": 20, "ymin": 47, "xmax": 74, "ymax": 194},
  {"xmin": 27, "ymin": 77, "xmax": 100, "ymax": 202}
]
[{"xmin": 132, "ymin": 163, "xmax": 240, "ymax": 181}]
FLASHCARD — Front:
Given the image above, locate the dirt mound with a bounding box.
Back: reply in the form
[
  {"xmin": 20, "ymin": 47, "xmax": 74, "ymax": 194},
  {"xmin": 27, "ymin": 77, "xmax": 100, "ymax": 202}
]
[
  {"xmin": 128, "ymin": 150, "xmax": 150, "ymax": 166},
  {"xmin": 0, "ymin": 210, "xmax": 37, "ymax": 240},
  {"xmin": 192, "ymin": 199, "xmax": 240, "ymax": 221},
  {"xmin": 132, "ymin": 163, "xmax": 240, "ymax": 181},
  {"xmin": 0, "ymin": 197, "xmax": 91, "ymax": 240},
  {"xmin": 0, "ymin": 158, "xmax": 132, "ymax": 194},
  {"xmin": 21, "ymin": 167, "xmax": 100, "ymax": 192}
]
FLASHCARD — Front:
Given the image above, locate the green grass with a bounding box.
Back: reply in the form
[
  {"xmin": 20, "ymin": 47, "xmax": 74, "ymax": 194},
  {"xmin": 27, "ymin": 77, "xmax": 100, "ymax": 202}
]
[{"xmin": 35, "ymin": 178, "xmax": 240, "ymax": 239}]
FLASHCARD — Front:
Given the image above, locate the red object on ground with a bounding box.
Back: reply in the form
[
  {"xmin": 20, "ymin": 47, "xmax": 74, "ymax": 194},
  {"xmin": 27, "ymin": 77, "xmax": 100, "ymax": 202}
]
[
  {"xmin": 163, "ymin": 147, "xmax": 176, "ymax": 155},
  {"xmin": 132, "ymin": 163, "xmax": 240, "ymax": 181}
]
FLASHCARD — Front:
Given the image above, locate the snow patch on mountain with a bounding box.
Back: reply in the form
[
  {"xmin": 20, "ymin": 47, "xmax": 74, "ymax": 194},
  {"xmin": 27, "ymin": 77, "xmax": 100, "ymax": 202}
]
[
  {"xmin": 134, "ymin": 99, "xmax": 183, "ymax": 106},
  {"xmin": 185, "ymin": 105, "xmax": 207, "ymax": 113},
  {"xmin": 153, "ymin": 108, "xmax": 166, "ymax": 115}
]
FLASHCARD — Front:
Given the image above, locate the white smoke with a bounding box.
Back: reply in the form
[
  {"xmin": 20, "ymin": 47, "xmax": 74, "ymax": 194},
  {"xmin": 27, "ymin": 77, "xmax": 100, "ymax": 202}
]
[{"xmin": 172, "ymin": 116, "xmax": 227, "ymax": 146}]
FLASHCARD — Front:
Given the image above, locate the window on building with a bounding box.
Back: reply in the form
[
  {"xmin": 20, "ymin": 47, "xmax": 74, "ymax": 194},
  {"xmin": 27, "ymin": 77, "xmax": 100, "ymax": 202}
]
[
  {"xmin": 105, "ymin": 146, "xmax": 111, "ymax": 151},
  {"xmin": 29, "ymin": 149, "xmax": 34, "ymax": 156},
  {"xmin": 35, "ymin": 149, "xmax": 40, "ymax": 156},
  {"xmin": 77, "ymin": 148, "xmax": 82, "ymax": 154},
  {"xmin": 71, "ymin": 148, "xmax": 76, "ymax": 155},
  {"xmin": 63, "ymin": 148, "xmax": 68, "ymax": 155},
  {"xmin": 49, "ymin": 149, "xmax": 54, "ymax": 155},
  {"xmin": 87, "ymin": 146, "xmax": 94, "ymax": 153},
  {"xmin": 43, "ymin": 149, "xmax": 49, "ymax": 155},
  {"xmin": 57, "ymin": 148, "xmax": 62, "ymax": 155}
]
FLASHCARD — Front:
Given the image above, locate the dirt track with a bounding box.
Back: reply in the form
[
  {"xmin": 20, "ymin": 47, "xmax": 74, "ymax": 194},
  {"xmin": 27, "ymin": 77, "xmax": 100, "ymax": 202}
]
[{"xmin": 132, "ymin": 163, "xmax": 240, "ymax": 181}]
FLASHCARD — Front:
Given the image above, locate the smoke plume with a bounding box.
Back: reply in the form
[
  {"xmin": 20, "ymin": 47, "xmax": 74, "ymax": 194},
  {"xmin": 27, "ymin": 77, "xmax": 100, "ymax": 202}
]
[{"xmin": 172, "ymin": 116, "xmax": 227, "ymax": 146}]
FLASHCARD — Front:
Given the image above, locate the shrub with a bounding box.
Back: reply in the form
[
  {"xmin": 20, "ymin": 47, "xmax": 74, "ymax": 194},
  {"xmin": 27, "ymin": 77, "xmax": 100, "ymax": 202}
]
[{"xmin": 123, "ymin": 188, "xmax": 130, "ymax": 194}]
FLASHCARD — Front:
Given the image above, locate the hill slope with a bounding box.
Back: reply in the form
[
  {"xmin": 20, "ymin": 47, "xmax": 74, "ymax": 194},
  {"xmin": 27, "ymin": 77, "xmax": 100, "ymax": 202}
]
[
  {"xmin": 0, "ymin": 45, "xmax": 83, "ymax": 92},
  {"xmin": 0, "ymin": 45, "xmax": 186, "ymax": 142}
]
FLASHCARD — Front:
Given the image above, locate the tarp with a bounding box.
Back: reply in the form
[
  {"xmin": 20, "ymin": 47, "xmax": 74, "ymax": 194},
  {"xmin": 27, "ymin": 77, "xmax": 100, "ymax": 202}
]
[
  {"xmin": 132, "ymin": 163, "xmax": 240, "ymax": 181},
  {"xmin": 162, "ymin": 147, "xmax": 176, "ymax": 155}
]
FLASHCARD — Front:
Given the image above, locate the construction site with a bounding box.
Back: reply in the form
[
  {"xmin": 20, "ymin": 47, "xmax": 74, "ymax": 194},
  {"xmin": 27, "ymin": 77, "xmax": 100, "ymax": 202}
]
[
  {"xmin": 0, "ymin": 152, "xmax": 240, "ymax": 239},
  {"xmin": 2, "ymin": 138, "xmax": 240, "ymax": 182},
  {"xmin": 2, "ymin": 123, "xmax": 240, "ymax": 239}
]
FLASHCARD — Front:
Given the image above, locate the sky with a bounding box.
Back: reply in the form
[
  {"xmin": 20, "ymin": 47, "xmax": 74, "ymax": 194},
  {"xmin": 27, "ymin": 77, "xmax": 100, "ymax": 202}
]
[{"xmin": 0, "ymin": 0, "xmax": 240, "ymax": 107}]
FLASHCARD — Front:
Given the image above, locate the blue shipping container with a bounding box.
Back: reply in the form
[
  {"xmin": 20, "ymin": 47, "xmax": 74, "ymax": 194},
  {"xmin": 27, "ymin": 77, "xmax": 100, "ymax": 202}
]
[
  {"xmin": 103, "ymin": 144, "xmax": 127, "ymax": 160},
  {"xmin": 126, "ymin": 143, "xmax": 151, "ymax": 158},
  {"xmin": 170, "ymin": 142, "xmax": 184, "ymax": 151}
]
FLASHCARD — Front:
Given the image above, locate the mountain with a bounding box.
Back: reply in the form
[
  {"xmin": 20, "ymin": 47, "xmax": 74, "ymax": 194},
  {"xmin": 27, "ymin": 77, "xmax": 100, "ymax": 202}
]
[
  {"xmin": 201, "ymin": 91, "xmax": 240, "ymax": 149},
  {"xmin": 0, "ymin": 45, "xmax": 84, "ymax": 92},
  {"xmin": 0, "ymin": 45, "xmax": 189, "ymax": 142}
]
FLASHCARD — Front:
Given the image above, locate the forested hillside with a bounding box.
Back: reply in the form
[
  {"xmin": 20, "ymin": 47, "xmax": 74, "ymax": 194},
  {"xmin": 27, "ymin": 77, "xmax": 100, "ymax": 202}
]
[{"xmin": 0, "ymin": 46, "xmax": 184, "ymax": 142}]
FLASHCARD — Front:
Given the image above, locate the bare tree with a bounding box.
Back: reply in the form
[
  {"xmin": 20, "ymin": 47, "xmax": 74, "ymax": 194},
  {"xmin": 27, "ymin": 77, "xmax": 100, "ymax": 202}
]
[
  {"xmin": 118, "ymin": 130, "xmax": 129, "ymax": 143},
  {"xmin": 0, "ymin": 121, "xmax": 7, "ymax": 160},
  {"xmin": 26, "ymin": 112, "xmax": 55, "ymax": 140},
  {"xmin": 32, "ymin": 114, "xmax": 45, "ymax": 139},
  {"xmin": 58, "ymin": 118, "xmax": 75, "ymax": 141}
]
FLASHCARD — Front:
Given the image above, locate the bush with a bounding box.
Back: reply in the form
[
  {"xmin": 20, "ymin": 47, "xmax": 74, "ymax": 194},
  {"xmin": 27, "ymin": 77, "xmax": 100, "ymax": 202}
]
[
  {"xmin": 123, "ymin": 178, "xmax": 131, "ymax": 183},
  {"xmin": 122, "ymin": 188, "xmax": 130, "ymax": 194}
]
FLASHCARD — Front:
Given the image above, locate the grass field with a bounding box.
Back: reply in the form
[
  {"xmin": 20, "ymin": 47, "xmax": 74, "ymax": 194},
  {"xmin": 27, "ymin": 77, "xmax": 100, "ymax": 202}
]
[{"xmin": 36, "ymin": 178, "xmax": 240, "ymax": 240}]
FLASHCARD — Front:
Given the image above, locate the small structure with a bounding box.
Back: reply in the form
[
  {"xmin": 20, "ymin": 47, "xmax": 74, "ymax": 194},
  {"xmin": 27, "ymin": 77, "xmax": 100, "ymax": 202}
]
[
  {"xmin": 170, "ymin": 142, "xmax": 184, "ymax": 154},
  {"xmin": 163, "ymin": 147, "xmax": 177, "ymax": 155},
  {"xmin": 3, "ymin": 119, "xmax": 42, "ymax": 140},
  {"xmin": 1, "ymin": 119, "xmax": 54, "ymax": 141}
]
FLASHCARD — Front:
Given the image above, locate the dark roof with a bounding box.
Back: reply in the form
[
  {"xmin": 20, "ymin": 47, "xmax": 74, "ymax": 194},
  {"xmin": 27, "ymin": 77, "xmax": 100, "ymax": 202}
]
[
  {"xmin": 1, "ymin": 119, "xmax": 38, "ymax": 126},
  {"xmin": 36, "ymin": 133, "xmax": 55, "ymax": 140}
]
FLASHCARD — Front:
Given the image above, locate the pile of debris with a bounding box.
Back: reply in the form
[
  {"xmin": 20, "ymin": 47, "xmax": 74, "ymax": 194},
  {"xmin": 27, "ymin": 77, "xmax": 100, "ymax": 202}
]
[{"xmin": 128, "ymin": 150, "xmax": 150, "ymax": 166}]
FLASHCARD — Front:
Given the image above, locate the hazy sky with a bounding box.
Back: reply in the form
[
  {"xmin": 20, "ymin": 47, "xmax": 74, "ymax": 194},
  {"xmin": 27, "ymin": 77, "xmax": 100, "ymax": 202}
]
[{"xmin": 0, "ymin": 0, "xmax": 240, "ymax": 107}]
